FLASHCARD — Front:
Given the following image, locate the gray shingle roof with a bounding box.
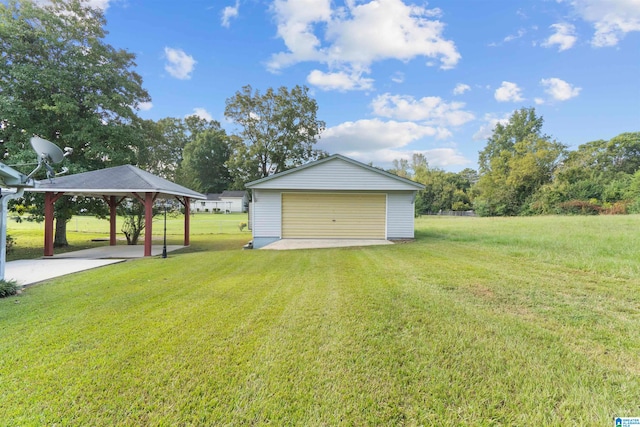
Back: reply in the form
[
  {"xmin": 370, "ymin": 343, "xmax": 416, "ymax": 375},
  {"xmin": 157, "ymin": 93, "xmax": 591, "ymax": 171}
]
[
  {"xmin": 29, "ymin": 165, "xmax": 205, "ymax": 199},
  {"xmin": 220, "ymin": 190, "xmax": 246, "ymax": 198}
]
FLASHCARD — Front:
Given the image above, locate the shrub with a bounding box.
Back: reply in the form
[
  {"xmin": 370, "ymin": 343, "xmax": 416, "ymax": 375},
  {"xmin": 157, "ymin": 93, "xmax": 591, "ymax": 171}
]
[
  {"xmin": 602, "ymin": 201, "xmax": 630, "ymax": 215},
  {"xmin": 6, "ymin": 233, "xmax": 15, "ymax": 255},
  {"xmin": 0, "ymin": 280, "xmax": 18, "ymax": 298},
  {"xmin": 557, "ymin": 200, "xmax": 601, "ymax": 215},
  {"xmin": 473, "ymin": 199, "xmax": 492, "ymax": 217},
  {"xmin": 628, "ymin": 198, "xmax": 640, "ymax": 214}
]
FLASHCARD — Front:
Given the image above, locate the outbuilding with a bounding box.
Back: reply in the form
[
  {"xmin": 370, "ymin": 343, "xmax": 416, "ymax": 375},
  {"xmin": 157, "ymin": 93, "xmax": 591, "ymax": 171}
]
[{"xmin": 246, "ymin": 154, "xmax": 425, "ymax": 248}]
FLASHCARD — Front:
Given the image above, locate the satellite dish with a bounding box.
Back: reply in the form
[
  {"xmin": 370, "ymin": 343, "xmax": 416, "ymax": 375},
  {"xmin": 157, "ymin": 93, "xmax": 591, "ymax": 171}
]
[{"xmin": 30, "ymin": 136, "xmax": 65, "ymax": 164}]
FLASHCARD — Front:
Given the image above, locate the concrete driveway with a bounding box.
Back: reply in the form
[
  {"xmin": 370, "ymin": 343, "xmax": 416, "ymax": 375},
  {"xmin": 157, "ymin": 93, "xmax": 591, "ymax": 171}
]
[
  {"xmin": 5, "ymin": 245, "xmax": 185, "ymax": 286},
  {"xmin": 260, "ymin": 239, "xmax": 393, "ymax": 250}
]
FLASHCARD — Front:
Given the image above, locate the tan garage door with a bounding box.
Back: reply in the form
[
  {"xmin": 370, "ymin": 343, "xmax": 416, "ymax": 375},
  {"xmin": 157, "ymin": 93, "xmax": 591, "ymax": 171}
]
[{"xmin": 282, "ymin": 193, "xmax": 386, "ymax": 238}]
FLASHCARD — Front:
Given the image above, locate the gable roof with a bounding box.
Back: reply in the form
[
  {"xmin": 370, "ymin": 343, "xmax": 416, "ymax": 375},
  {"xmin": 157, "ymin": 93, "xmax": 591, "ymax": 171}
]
[
  {"xmin": 220, "ymin": 190, "xmax": 247, "ymax": 198},
  {"xmin": 246, "ymin": 154, "xmax": 425, "ymax": 190},
  {"xmin": 29, "ymin": 164, "xmax": 205, "ymax": 199}
]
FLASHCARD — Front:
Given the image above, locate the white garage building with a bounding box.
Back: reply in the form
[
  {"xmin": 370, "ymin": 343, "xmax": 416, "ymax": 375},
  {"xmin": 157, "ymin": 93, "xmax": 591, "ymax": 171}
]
[{"xmin": 246, "ymin": 154, "xmax": 425, "ymax": 248}]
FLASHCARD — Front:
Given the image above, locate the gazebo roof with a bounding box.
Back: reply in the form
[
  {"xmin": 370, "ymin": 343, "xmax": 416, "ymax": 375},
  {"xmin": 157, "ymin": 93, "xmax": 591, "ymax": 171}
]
[{"xmin": 28, "ymin": 164, "xmax": 205, "ymax": 199}]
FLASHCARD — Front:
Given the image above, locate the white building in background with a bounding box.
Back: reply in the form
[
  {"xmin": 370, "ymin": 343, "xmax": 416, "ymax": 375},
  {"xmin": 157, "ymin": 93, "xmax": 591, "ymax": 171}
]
[{"xmin": 191, "ymin": 190, "xmax": 248, "ymax": 213}]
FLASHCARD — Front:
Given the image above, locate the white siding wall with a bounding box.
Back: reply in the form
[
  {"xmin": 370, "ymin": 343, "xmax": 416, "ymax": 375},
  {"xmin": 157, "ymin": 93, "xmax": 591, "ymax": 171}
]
[
  {"xmin": 252, "ymin": 190, "xmax": 282, "ymax": 238},
  {"xmin": 251, "ymin": 158, "xmax": 419, "ymax": 191},
  {"xmin": 386, "ymin": 191, "xmax": 416, "ymax": 239},
  {"xmin": 219, "ymin": 197, "xmax": 243, "ymax": 212},
  {"xmin": 191, "ymin": 198, "xmax": 244, "ymax": 213}
]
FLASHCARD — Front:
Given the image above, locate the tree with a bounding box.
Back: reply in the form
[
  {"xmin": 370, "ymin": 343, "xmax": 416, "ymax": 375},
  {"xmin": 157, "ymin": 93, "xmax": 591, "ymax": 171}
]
[
  {"xmin": 177, "ymin": 125, "xmax": 232, "ymax": 193},
  {"xmin": 390, "ymin": 153, "xmax": 476, "ymax": 214},
  {"xmin": 389, "ymin": 158, "xmax": 410, "ymax": 178},
  {"xmin": 0, "ymin": 0, "xmax": 149, "ymax": 246},
  {"xmin": 478, "ymin": 107, "xmax": 545, "ymax": 175},
  {"xmin": 137, "ymin": 116, "xmax": 223, "ymax": 182},
  {"xmin": 530, "ymin": 131, "xmax": 640, "ymax": 214},
  {"xmin": 224, "ymin": 85, "xmax": 326, "ymax": 184},
  {"xmin": 474, "ymin": 108, "xmax": 566, "ymax": 215},
  {"xmin": 120, "ymin": 200, "xmax": 146, "ymax": 245}
]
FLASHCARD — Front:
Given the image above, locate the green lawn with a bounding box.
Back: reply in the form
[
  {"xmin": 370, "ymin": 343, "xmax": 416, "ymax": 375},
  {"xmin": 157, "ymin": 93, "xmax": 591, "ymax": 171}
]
[
  {"xmin": 6, "ymin": 212, "xmax": 250, "ymax": 260},
  {"xmin": 1, "ymin": 215, "xmax": 639, "ymax": 425}
]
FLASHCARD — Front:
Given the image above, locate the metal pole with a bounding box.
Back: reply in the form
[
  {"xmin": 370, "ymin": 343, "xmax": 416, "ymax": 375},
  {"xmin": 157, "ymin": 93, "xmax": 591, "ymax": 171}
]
[
  {"xmin": 162, "ymin": 202, "xmax": 167, "ymax": 258},
  {"xmin": 0, "ymin": 188, "xmax": 24, "ymax": 280}
]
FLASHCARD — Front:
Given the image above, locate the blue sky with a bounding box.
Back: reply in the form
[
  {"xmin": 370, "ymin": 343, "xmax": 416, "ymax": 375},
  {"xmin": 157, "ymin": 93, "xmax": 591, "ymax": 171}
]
[{"xmin": 97, "ymin": 0, "xmax": 639, "ymax": 172}]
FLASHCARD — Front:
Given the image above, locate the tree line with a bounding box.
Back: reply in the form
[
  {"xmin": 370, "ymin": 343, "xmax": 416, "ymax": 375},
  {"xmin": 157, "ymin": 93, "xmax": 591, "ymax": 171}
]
[{"xmin": 395, "ymin": 108, "xmax": 640, "ymax": 216}]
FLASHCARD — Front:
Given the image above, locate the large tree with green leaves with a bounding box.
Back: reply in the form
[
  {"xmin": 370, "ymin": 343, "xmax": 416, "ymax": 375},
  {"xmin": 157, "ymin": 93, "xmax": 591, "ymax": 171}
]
[
  {"xmin": 176, "ymin": 124, "xmax": 232, "ymax": 194},
  {"xmin": 474, "ymin": 108, "xmax": 566, "ymax": 216},
  {"xmin": 0, "ymin": 0, "xmax": 149, "ymax": 246},
  {"xmin": 137, "ymin": 116, "xmax": 222, "ymax": 182},
  {"xmin": 224, "ymin": 85, "xmax": 326, "ymax": 185}
]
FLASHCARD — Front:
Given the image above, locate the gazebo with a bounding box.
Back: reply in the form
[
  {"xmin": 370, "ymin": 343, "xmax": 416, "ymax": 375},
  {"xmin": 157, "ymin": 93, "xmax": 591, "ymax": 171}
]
[{"xmin": 28, "ymin": 165, "xmax": 205, "ymax": 257}]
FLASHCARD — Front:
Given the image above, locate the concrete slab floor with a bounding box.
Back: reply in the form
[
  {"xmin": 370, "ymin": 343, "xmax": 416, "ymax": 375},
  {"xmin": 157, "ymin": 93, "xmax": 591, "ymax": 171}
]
[{"xmin": 5, "ymin": 245, "xmax": 186, "ymax": 286}]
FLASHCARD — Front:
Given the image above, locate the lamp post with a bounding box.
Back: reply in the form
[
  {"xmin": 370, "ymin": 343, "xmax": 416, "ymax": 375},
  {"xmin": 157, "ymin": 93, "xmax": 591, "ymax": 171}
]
[{"xmin": 162, "ymin": 201, "xmax": 168, "ymax": 258}]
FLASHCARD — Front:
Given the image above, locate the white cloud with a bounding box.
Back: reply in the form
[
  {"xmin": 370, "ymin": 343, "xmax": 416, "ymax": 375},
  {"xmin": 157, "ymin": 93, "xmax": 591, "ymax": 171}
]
[
  {"xmin": 568, "ymin": 0, "xmax": 640, "ymax": 47},
  {"xmin": 453, "ymin": 83, "xmax": 471, "ymax": 95},
  {"xmin": 391, "ymin": 72, "xmax": 405, "ymax": 84},
  {"xmin": 138, "ymin": 101, "xmax": 153, "ymax": 111},
  {"xmin": 494, "ymin": 81, "xmax": 524, "ymax": 102},
  {"xmin": 307, "ymin": 69, "xmax": 374, "ymax": 91},
  {"xmin": 540, "ymin": 77, "xmax": 581, "ymax": 101},
  {"xmin": 268, "ymin": 0, "xmax": 460, "ymax": 90},
  {"xmin": 187, "ymin": 108, "xmax": 213, "ymax": 121},
  {"xmin": 221, "ymin": 1, "xmax": 240, "ymax": 28},
  {"xmin": 318, "ymin": 119, "xmax": 447, "ymax": 153},
  {"xmin": 371, "ymin": 93, "xmax": 474, "ymax": 127},
  {"xmin": 164, "ymin": 47, "xmax": 196, "ymax": 80},
  {"xmin": 34, "ymin": 0, "xmax": 111, "ymax": 12},
  {"xmin": 317, "ymin": 119, "xmax": 469, "ymax": 168},
  {"xmin": 473, "ymin": 113, "xmax": 511, "ymax": 141},
  {"xmin": 542, "ymin": 23, "xmax": 577, "ymax": 51},
  {"xmin": 534, "ymin": 98, "xmax": 545, "ymax": 105},
  {"xmin": 86, "ymin": 0, "xmax": 111, "ymax": 10},
  {"xmin": 342, "ymin": 147, "xmax": 470, "ymax": 169},
  {"xmin": 504, "ymin": 28, "xmax": 526, "ymax": 42}
]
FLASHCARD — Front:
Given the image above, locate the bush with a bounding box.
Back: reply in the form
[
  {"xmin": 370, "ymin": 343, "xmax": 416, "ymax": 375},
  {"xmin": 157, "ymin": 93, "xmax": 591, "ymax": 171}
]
[
  {"xmin": 6, "ymin": 233, "xmax": 15, "ymax": 255},
  {"xmin": 473, "ymin": 199, "xmax": 492, "ymax": 217},
  {"xmin": 557, "ymin": 200, "xmax": 602, "ymax": 215},
  {"xmin": 602, "ymin": 201, "xmax": 630, "ymax": 215},
  {"xmin": 0, "ymin": 279, "xmax": 18, "ymax": 298},
  {"xmin": 628, "ymin": 198, "xmax": 640, "ymax": 214}
]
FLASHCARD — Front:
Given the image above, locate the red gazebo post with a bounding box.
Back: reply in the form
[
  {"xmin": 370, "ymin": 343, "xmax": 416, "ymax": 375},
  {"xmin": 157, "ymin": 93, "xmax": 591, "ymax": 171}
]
[
  {"xmin": 44, "ymin": 191, "xmax": 65, "ymax": 257},
  {"xmin": 184, "ymin": 197, "xmax": 190, "ymax": 246},
  {"xmin": 103, "ymin": 195, "xmax": 125, "ymax": 246}
]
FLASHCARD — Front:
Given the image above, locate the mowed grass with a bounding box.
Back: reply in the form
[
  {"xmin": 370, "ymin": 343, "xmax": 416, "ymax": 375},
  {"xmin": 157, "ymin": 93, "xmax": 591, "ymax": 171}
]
[
  {"xmin": 1, "ymin": 215, "xmax": 639, "ymax": 425},
  {"xmin": 6, "ymin": 212, "xmax": 249, "ymax": 260}
]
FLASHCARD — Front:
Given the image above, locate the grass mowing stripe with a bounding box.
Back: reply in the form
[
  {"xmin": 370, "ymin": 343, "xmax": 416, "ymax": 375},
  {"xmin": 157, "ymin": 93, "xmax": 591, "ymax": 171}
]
[{"xmin": 1, "ymin": 216, "xmax": 639, "ymax": 424}]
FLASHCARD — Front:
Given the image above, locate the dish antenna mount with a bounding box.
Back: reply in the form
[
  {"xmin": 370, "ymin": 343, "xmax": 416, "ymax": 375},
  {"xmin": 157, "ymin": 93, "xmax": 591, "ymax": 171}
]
[{"xmin": 0, "ymin": 136, "xmax": 72, "ymax": 280}]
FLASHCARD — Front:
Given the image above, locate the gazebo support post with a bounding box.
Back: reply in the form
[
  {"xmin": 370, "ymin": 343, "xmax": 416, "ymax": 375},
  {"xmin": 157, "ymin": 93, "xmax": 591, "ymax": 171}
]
[
  {"xmin": 184, "ymin": 197, "xmax": 190, "ymax": 246},
  {"xmin": 102, "ymin": 196, "xmax": 126, "ymax": 246},
  {"xmin": 144, "ymin": 192, "xmax": 154, "ymax": 257},
  {"xmin": 44, "ymin": 192, "xmax": 65, "ymax": 257},
  {"xmin": 175, "ymin": 197, "xmax": 191, "ymax": 247},
  {"xmin": 109, "ymin": 196, "xmax": 117, "ymax": 246}
]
